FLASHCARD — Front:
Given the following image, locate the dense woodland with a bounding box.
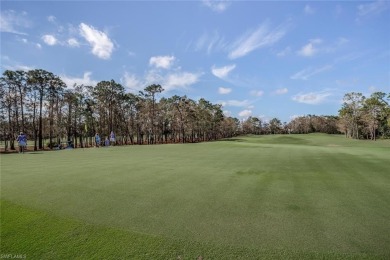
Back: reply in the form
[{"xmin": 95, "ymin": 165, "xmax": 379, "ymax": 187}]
[{"xmin": 1, "ymin": 69, "xmax": 389, "ymax": 151}]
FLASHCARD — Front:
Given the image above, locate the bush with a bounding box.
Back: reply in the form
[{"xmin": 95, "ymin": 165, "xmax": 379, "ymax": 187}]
[{"xmin": 46, "ymin": 142, "xmax": 59, "ymax": 149}]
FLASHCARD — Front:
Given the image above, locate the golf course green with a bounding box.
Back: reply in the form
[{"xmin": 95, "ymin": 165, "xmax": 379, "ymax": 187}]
[{"xmin": 1, "ymin": 134, "xmax": 389, "ymax": 259}]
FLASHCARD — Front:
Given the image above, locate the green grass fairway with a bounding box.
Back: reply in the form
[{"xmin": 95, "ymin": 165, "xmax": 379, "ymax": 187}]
[{"xmin": 1, "ymin": 134, "xmax": 390, "ymax": 259}]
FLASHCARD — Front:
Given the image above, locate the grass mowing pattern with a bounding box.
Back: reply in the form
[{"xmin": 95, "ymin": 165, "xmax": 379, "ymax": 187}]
[{"xmin": 1, "ymin": 134, "xmax": 390, "ymax": 259}]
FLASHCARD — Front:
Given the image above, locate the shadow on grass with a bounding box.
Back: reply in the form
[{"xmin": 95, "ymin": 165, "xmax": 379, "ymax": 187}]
[{"xmin": 220, "ymin": 138, "xmax": 244, "ymax": 142}]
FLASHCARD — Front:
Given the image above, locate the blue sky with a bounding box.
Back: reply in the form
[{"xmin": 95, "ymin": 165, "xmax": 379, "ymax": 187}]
[{"xmin": 1, "ymin": 0, "xmax": 389, "ymax": 122}]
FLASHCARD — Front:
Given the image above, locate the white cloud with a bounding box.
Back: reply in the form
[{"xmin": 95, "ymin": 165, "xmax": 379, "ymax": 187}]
[
  {"xmin": 42, "ymin": 34, "xmax": 58, "ymax": 46},
  {"xmin": 79, "ymin": 23, "xmax": 114, "ymax": 60},
  {"xmin": 292, "ymin": 91, "xmax": 332, "ymax": 105},
  {"xmin": 164, "ymin": 72, "xmax": 201, "ymax": 91},
  {"xmin": 258, "ymin": 115, "xmax": 271, "ymax": 123},
  {"xmin": 211, "ymin": 64, "xmax": 236, "ymax": 79},
  {"xmin": 228, "ymin": 22, "xmax": 287, "ymax": 59},
  {"xmin": 218, "ymin": 87, "xmax": 232, "ymax": 94},
  {"xmin": 250, "ymin": 90, "xmax": 264, "ymax": 97},
  {"xmin": 145, "ymin": 70, "xmax": 165, "ymax": 86},
  {"xmin": 203, "ymin": 0, "xmax": 231, "ymax": 13},
  {"xmin": 125, "ymin": 69, "xmax": 201, "ymax": 93},
  {"xmin": 298, "ymin": 43, "xmax": 317, "ymax": 57},
  {"xmin": 304, "ymin": 5, "xmax": 315, "ymax": 15},
  {"xmin": 297, "ymin": 39, "xmax": 322, "ymax": 57},
  {"xmin": 291, "ymin": 65, "xmax": 332, "ymax": 80},
  {"xmin": 1, "ymin": 55, "xmax": 10, "ymax": 61},
  {"xmin": 149, "ymin": 55, "xmax": 175, "ymax": 69},
  {"xmin": 36, "ymin": 43, "xmax": 42, "ymax": 49},
  {"xmin": 0, "ymin": 10, "xmax": 30, "ymax": 35},
  {"xmin": 223, "ymin": 110, "xmax": 232, "ymax": 117},
  {"xmin": 3, "ymin": 64, "xmax": 35, "ymax": 71},
  {"xmin": 220, "ymin": 99, "xmax": 250, "ymax": 107},
  {"xmin": 274, "ymin": 88, "xmax": 288, "ymax": 95},
  {"xmin": 298, "ymin": 38, "xmax": 347, "ymax": 57},
  {"xmin": 357, "ymin": 0, "xmax": 389, "ymax": 17},
  {"xmin": 16, "ymin": 65, "xmax": 35, "ymax": 71},
  {"xmin": 61, "ymin": 72, "xmax": 98, "ymax": 88},
  {"xmin": 22, "ymin": 38, "xmax": 28, "ymax": 43},
  {"xmin": 47, "ymin": 15, "xmax": 56, "ymax": 22},
  {"xmin": 290, "ymin": 114, "xmax": 304, "ymax": 120},
  {"xmin": 122, "ymin": 72, "xmax": 142, "ymax": 92},
  {"xmin": 238, "ymin": 109, "xmax": 252, "ymax": 118},
  {"xmin": 67, "ymin": 38, "xmax": 80, "ymax": 47}
]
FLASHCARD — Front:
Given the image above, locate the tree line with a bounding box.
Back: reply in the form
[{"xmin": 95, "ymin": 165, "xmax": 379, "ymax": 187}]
[
  {"xmin": 337, "ymin": 92, "xmax": 390, "ymax": 140},
  {"xmin": 240, "ymin": 92, "xmax": 390, "ymax": 140},
  {"xmin": 0, "ymin": 69, "xmax": 238, "ymax": 151},
  {"xmin": 1, "ymin": 69, "xmax": 389, "ymax": 151}
]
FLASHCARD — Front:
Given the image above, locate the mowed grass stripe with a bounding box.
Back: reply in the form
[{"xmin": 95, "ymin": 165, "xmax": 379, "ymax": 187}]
[
  {"xmin": 4, "ymin": 200, "xmax": 383, "ymax": 260},
  {"xmin": 1, "ymin": 134, "xmax": 389, "ymax": 258}
]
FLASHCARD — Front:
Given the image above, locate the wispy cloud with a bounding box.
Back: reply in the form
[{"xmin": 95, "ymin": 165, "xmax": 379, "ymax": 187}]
[
  {"xmin": 0, "ymin": 10, "xmax": 30, "ymax": 35},
  {"xmin": 79, "ymin": 23, "xmax": 114, "ymax": 60},
  {"xmin": 42, "ymin": 34, "xmax": 58, "ymax": 46},
  {"xmin": 250, "ymin": 90, "xmax": 264, "ymax": 97},
  {"xmin": 1, "ymin": 62, "xmax": 35, "ymax": 72},
  {"xmin": 218, "ymin": 87, "xmax": 232, "ymax": 94},
  {"xmin": 67, "ymin": 38, "xmax": 80, "ymax": 47},
  {"xmin": 277, "ymin": 46, "xmax": 291, "ymax": 57},
  {"xmin": 219, "ymin": 99, "xmax": 251, "ymax": 107},
  {"xmin": 368, "ymin": 85, "xmax": 378, "ymax": 93},
  {"xmin": 61, "ymin": 72, "xmax": 98, "ymax": 88},
  {"xmin": 211, "ymin": 64, "xmax": 236, "ymax": 79},
  {"xmin": 238, "ymin": 109, "xmax": 252, "ymax": 118},
  {"xmin": 47, "ymin": 15, "xmax": 56, "ymax": 23},
  {"xmin": 195, "ymin": 31, "xmax": 227, "ymax": 54},
  {"xmin": 297, "ymin": 37, "xmax": 348, "ymax": 57},
  {"xmin": 195, "ymin": 21, "xmax": 288, "ymax": 58},
  {"xmin": 273, "ymin": 88, "xmax": 288, "ymax": 95},
  {"xmin": 292, "ymin": 90, "xmax": 332, "ymax": 105},
  {"xmin": 124, "ymin": 68, "xmax": 202, "ymax": 93},
  {"xmin": 149, "ymin": 55, "xmax": 175, "ymax": 69},
  {"xmin": 357, "ymin": 0, "xmax": 389, "ymax": 18},
  {"xmin": 291, "ymin": 65, "xmax": 332, "ymax": 80},
  {"xmin": 122, "ymin": 72, "xmax": 142, "ymax": 92},
  {"xmin": 17, "ymin": 36, "xmax": 42, "ymax": 49},
  {"xmin": 290, "ymin": 114, "xmax": 304, "ymax": 120},
  {"xmin": 164, "ymin": 72, "xmax": 201, "ymax": 91},
  {"xmin": 297, "ymin": 38, "xmax": 322, "ymax": 57},
  {"xmin": 304, "ymin": 5, "xmax": 315, "ymax": 15},
  {"xmin": 228, "ymin": 22, "xmax": 288, "ymax": 59},
  {"xmin": 223, "ymin": 110, "xmax": 232, "ymax": 117},
  {"xmin": 202, "ymin": 0, "xmax": 231, "ymax": 13}
]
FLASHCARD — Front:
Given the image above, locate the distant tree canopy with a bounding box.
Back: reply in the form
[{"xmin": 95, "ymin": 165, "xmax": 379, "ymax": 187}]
[
  {"xmin": 337, "ymin": 92, "xmax": 390, "ymax": 140},
  {"xmin": 1, "ymin": 69, "xmax": 389, "ymax": 150}
]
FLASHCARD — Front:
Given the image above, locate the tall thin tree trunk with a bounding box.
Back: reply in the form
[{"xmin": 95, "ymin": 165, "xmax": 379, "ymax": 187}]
[{"xmin": 39, "ymin": 91, "xmax": 43, "ymax": 149}]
